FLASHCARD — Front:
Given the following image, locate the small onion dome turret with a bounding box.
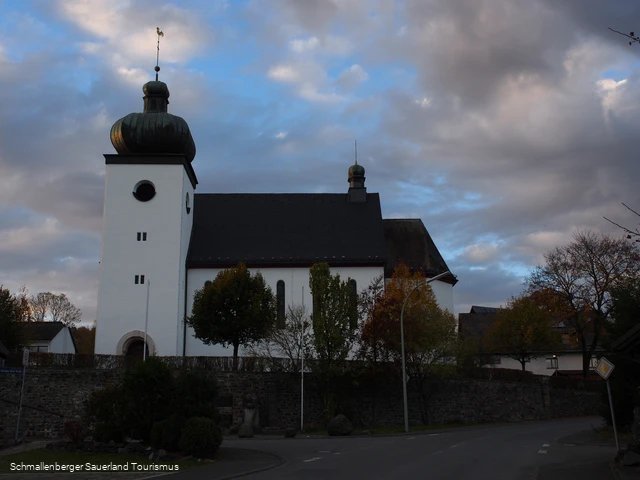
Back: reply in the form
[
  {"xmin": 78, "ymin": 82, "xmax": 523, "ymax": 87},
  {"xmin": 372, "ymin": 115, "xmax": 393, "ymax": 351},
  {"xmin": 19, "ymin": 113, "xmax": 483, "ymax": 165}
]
[
  {"xmin": 110, "ymin": 80, "xmax": 196, "ymax": 162},
  {"xmin": 348, "ymin": 162, "xmax": 365, "ymax": 188}
]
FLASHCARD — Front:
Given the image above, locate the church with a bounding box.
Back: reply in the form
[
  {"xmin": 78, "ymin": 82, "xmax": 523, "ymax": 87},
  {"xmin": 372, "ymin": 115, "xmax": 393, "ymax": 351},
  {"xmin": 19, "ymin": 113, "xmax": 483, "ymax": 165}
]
[{"xmin": 93, "ymin": 75, "xmax": 457, "ymax": 357}]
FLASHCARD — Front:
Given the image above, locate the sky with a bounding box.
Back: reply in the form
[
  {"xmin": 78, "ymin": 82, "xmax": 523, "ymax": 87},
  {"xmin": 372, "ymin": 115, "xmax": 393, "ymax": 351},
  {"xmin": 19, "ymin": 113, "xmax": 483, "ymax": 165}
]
[{"xmin": 1, "ymin": 0, "xmax": 640, "ymax": 325}]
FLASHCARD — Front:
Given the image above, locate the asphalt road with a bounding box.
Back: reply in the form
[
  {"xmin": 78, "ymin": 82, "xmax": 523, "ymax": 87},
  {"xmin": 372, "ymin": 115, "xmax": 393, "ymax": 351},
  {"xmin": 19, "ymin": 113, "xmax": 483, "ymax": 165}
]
[{"xmin": 170, "ymin": 417, "xmax": 617, "ymax": 480}]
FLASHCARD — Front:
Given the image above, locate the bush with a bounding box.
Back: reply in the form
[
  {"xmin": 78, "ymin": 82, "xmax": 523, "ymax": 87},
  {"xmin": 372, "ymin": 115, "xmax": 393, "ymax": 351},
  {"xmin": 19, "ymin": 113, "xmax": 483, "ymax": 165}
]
[
  {"xmin": 150, "ymin": 415, "xmax": 185, "ymax": 451},
  {"xmin": 93, "ymin": 422, "xmax": 125, "ymax": 443},
  {"xmin": 178, "ymin": 417, "xmax": 222, "ymax": 458},
  {"xmin": 84, "ymin": 385, "xmax": 125, "ymax": 433},
  {"xmin": 172, "ymin": 372, "xmax": 219, "ymax": 422},
  {"xmin": 64, "ymin": 420, "xmax": 88, "ymax": 443},
  {"xmin": 120, "ymin": 357, "xmax": 174, "ymax": 441}
]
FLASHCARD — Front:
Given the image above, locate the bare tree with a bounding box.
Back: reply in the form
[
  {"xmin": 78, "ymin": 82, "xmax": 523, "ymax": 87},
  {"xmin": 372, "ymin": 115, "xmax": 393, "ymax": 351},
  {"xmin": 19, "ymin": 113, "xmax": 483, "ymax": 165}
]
[
  {"xmin": 245, "ymin": 304, "xmax": 311, "ymax": 372},
  {"xmin": 527, "ymin": 230, "xmax": 640, "ymax": 377},
  {"xmin": 604, "ymin": 203, "xmax": 640, "ymax": 243},
  {"xmin": 28, "ymin": 292, "xmax": 82, "ymax": 326}
]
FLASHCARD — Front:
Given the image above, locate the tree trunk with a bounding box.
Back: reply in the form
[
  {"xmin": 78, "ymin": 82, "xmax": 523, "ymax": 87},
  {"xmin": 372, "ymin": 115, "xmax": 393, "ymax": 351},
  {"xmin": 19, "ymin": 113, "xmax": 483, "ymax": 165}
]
[
  {"xmin": 233, "ymin": 342, "xmax": 239, "ymax": 371},
  {"xmin": 521, "ymin": 360, "xmax": 526, "ymax": 371}
]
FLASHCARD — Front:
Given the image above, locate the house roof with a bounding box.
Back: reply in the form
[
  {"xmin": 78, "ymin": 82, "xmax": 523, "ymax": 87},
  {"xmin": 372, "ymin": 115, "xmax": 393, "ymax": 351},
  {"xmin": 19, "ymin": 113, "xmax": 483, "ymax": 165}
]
[
  {"xmin": 0, "ymin": 340, "xmax": 8, "ymax": 357},
  {"xmin": 20, "ymin": 321, "xmax": 65, "ymax": 341},
  {"xmin": 612, "ymin": 323, "xmax": 640, "ymax": 352},
  {"xmin": 458, "ymin": 312, "xmax": 497, "ymax": 342},
  {"xmin": 187, "ymin": 193, "xmax": 385, "ymax": 268},
  {"xmin": 382, "ymin": 219, "xmax": 456, "ymax": 284},
  {"xmin": 470, "ymin": 305, "xmax": 500, "ymax": 314}
]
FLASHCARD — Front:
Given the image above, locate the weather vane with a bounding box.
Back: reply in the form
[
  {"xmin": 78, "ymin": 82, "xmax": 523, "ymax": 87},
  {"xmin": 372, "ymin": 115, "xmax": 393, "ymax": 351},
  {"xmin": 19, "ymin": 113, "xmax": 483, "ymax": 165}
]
[
  {"xmin": 155, "ymin": 27, "xmax": 164, "ymax": 80},
  {"xmin": 608, "ymin": 27, "xmax": 640, "ymax": 46}
]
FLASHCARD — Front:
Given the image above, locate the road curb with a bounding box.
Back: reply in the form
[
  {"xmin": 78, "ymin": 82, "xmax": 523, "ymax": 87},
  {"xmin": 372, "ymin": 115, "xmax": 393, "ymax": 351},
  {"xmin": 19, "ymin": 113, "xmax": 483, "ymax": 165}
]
[{"xmin": 210, "ymin": 450, "xmax": 286, "ymax": 480}]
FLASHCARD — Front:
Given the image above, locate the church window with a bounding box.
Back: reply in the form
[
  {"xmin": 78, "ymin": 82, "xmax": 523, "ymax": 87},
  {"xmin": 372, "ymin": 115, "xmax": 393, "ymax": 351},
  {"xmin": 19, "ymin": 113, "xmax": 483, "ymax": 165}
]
[
  {"xmin": 348, "ymin": 279, "xmax": 357, "ymax": 329},
  {"xmin": 276, "ymin": 280, "xmax": 285, "ymax": 328},
  {"xmin": 137, "ymin": 232, "xmax": 141, "ymax": 241},
  {"xmin": 135, "ymin": 275, "xmax": 139, "ymax": 284},
  {"xmin": 140, "ymin": 275, "xmax": 145, "ymax": 284},
  {"xmin": 143, "ymin": 232, "xmax": 147, "ymax": 241},
  {"xmin": 133, "ymin": 180, "xmax": 156, "ymax": 202},
  {"xmin": 135, "ymin": 275, "xmax": 145, "ymax": 284}
]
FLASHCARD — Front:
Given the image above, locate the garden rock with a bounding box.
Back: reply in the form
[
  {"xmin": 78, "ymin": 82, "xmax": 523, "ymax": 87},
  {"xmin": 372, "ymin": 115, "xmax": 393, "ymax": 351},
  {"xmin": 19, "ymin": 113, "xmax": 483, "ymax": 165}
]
[{"xmin": 328, "ymin": 415, "xmax": 353, "ymax": 436}]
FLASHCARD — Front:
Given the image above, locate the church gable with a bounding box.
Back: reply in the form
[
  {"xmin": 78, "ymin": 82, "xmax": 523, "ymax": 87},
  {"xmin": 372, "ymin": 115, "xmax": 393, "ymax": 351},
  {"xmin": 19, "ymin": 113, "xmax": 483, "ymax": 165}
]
[
  {"xmin": 187, "ymin": 193, "xmax": 387, "ymax": 268},
  {"xmin": 383, "ymin": 219, "xmax": 456, "ymax": 284}
]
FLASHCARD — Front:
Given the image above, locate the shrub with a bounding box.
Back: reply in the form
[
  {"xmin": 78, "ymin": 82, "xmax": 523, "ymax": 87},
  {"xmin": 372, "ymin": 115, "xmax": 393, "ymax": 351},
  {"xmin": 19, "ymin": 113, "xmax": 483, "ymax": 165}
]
[
  {"xmin": 120, "ymin": 356, "xmax": 174, "ymax": 441},
  {"xmin": 64, "ymin": 420, "xmax": 88, "ymax": 443},
  {"xmin": 171, "ymin": 372, "xmax": 219, "ymax": 422},
  {"xmin": 178, "ymin": 417, "xmax": 222, "ymax": 458},
  {"xmin": 93, "ymin": 422, "xmax": 125, "ymax": 443},
  {"xmin": 150, "ymin": 415, "xmax": 185, "ymax": 451},
  {"xmin": 84, "ymin": 385, "xmax": 124, "ymax": 433}
]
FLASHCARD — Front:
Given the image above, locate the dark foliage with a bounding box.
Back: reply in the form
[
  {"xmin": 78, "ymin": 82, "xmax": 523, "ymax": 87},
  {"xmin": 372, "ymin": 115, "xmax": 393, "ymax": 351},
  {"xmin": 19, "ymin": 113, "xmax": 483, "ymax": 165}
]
[
  {"xmin": 178, "ymin": 417, "xmax": 223, "ymax": 458},
  {"xmin": 64, "ymin": 420, "xmax": 88, "ymax": 443}
]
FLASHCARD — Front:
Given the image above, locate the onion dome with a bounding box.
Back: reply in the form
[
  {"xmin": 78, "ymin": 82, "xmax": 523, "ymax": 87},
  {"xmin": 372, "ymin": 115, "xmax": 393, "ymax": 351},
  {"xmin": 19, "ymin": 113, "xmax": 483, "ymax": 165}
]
[
  {"xmin": 348, "ymin": 161, "xmax": 365, "ymax": 188},
  {"xmin": 110, "ymin": 80, "xmax": 196, "ymax": 162}
]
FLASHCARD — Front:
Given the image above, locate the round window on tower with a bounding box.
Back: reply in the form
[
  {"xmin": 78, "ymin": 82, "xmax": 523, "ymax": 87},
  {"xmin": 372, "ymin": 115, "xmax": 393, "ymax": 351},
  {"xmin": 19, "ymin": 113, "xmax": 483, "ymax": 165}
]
[
  {"xmin": 186, "ymin": 192, "xmax": 191, "ymax": 214},
  {"xmin": 133, "ymin": 181, "xmax": 156, "ymax": 202}
]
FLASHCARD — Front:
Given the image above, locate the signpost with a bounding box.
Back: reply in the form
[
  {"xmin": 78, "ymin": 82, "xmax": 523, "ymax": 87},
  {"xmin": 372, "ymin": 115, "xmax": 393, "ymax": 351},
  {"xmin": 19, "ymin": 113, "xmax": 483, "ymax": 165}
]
[
  {"xmin": 595, "ymin": 357, "xmax": 619, "ymax": 452},
  {"xmin": 15, "ymin": 348, "xmax": 28, "ymax": 443}
]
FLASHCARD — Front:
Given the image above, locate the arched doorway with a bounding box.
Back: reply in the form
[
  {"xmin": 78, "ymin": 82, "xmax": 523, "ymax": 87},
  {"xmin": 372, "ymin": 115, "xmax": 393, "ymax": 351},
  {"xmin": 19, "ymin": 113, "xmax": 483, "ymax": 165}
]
[
  {"xmin": 124, "ymin": 339, "xmax": 149, "ymax": 359},
  {"xmin": 117, "ymin": 330, "xmax": 156, "ymax": 358}
]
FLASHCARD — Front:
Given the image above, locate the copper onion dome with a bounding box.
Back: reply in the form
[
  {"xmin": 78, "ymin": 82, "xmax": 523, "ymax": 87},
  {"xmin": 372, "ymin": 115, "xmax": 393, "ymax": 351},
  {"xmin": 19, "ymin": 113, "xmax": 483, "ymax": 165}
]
[{"xmin": 110, "ymin": 80, "xmax": 196, "ymax": 162}]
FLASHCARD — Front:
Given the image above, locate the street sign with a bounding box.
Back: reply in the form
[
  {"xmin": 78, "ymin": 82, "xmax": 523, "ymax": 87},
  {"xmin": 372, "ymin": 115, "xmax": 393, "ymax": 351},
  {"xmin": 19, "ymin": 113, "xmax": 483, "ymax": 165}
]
[
  {"xmin": 22, "ymin": 348, "xmax": 29, "ymax": 367},
  {"xmin": 0, "ymin": 368, "xmax": 23, "ymax": 374},
  {"xmin": 596, "ymin": 357, "xmax": 615, "ymax": 380}
]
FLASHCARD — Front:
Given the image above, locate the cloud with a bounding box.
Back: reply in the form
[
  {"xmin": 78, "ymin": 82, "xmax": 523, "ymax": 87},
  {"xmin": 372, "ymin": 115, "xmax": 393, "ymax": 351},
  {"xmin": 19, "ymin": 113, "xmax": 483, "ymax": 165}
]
[{"xmin": 335, "ymin": 64, "xmax": 369, "ymax": 92}]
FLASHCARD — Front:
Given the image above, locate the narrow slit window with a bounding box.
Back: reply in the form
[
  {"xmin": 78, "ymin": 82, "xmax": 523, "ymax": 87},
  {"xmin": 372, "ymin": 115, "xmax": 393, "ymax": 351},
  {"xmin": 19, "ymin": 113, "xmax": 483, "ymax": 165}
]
[
  {"xmin": 140, "ymin": 275, "xmax": 145, "ymax": 284},
  {"xmin": 137, "ymin": 232, "xmax": 141, "ymax": 241},
  {"xmin": 135, "ymin": 275, "xmax": 140, "ymax": 284},
  {"xmin": 143, "ymin": 232, "xmax": 147, "ymax": 241},
  {"xmin": 276, "ymin": 280, "xmax": 285, "ymax": 328}
]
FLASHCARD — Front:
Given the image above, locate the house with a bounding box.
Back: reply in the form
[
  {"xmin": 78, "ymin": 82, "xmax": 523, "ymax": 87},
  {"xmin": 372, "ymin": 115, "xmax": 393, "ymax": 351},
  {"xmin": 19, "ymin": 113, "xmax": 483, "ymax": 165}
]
[
  {"xmin": 0, "ymin": 340, "xmax": 8, "ymax": 367},
  {"xmin": 458, "ymin": 306, "xmax": 599, "ymax": 376},
  {"xmin": 94, "ymin": 75, "xmax": 456, "ymax": 357},
  {"xmin": 19, "ymin": 322, "xmax": 77, "ymax": 354}
]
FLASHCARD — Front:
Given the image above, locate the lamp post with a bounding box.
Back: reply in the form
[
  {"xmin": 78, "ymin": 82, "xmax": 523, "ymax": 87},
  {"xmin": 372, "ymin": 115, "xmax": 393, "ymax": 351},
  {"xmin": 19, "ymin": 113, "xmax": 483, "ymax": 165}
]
[{"xmin": 400, "ymin": 270, "xmax": 450, "ymax": 434}]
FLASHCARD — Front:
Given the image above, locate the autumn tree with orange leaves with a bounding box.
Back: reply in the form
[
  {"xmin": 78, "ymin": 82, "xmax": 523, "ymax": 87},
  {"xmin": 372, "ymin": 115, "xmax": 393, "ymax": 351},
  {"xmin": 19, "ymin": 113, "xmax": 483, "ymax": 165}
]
[{"xmin": 360, "ymin": 264, "xmax": 457, "ymax": 424}]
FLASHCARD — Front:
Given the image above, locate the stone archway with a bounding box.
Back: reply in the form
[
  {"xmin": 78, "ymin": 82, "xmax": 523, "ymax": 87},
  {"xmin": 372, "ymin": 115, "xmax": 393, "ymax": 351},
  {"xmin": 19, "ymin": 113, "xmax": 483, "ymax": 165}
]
[{"xmin": 117, "ymin": 330, "xmax": 156, "ymax": 357}]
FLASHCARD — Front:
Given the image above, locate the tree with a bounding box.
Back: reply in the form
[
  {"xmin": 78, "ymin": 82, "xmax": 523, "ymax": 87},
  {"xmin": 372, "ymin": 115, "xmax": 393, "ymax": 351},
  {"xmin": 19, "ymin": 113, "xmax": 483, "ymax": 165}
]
[
  {"xmin": 0, "ymin": 286, "xmax": 29, "ymax": 351},
  {"xmin": 308, "ymin": 263, "xmax": 358, "ymax": 420},
  {"xmin": 604, "ymin": 203, "xmax": 640, "ymax": 243},
  {"xmin": 72, "ymin": 323, "xmax": 96, "ymax": 354},
  {"xmin": 527, "ymin": 230, "xmax": 640, "ymax": 378},
  {"xmin": 187, "ymin": 263, "xmax": 276, "ymax": 364},
  {"xmin": 28, "ymin": 292, "xmax": 82, "ymax": 326},
  {"xmin": 485, "ymin": 295, "xmax": 561, "ymax": 371},
  {"xmin": 245, "ymin": 304, "xmax": 311, "ymax": 372},
  {"xmin": 363, "ymin": 264, "xmax": 458, "ymax": 424}
]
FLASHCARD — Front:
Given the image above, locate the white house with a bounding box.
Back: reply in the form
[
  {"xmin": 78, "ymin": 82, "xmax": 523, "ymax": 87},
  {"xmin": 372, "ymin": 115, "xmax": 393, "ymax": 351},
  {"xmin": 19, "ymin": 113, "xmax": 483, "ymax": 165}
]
[
  {"xmin": 458, "ymin": 306, "xmax": 600, "ymax": 377},
  {"xmin": 94, "ymin": 76, "xmax": 457, "ymax": 357},
  {"xmin": 19, "ymin": 322, "xmax": 77, "ymax": 354}
]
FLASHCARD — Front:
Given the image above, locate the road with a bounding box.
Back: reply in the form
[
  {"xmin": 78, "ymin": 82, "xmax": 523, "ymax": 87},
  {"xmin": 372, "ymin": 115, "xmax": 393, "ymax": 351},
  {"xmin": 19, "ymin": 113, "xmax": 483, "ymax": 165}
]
[{"xmin": 172, "ymin": 417, "xmax": 617, "ymax": 480}]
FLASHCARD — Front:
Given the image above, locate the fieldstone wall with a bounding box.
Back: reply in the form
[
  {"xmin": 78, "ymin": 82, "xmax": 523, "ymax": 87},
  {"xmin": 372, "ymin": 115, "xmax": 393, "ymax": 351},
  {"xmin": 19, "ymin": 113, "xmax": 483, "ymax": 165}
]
[{"xmin": 0, "ymin": 368, "xmax": 603, "ymax": 442}]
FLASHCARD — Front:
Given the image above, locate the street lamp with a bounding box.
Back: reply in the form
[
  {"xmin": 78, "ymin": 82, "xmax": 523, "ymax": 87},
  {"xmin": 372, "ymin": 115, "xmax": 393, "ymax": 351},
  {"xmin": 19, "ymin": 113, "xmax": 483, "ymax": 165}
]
[{"xmin": 400, "ymin": 270, "xmax": 450, "ymax": 434}]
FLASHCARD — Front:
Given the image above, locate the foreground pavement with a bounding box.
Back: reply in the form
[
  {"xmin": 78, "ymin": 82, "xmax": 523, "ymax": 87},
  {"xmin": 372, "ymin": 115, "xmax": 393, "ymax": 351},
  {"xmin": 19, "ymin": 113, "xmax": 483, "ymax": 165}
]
[
  {"xmin": 170, "ymin": 416, "xmax": 625, "ymax": 480},
  {"xmin": 3, "ymin": 417, "xmax": 637, "ymax": 479}
]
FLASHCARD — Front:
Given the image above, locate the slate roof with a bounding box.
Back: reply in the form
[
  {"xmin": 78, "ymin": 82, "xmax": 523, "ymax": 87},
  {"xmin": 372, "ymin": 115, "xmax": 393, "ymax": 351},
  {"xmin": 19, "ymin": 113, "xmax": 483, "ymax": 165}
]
[
  {"xmin": 612, "ymin": 323, "xmax": 640, "ymax": 352},
  {"xmin": 470, "ymin": 305, "xmax": 499, "ymax": 314},
  {"xmin": 382, "ymin": 219, "xmax": 456, "ymax": 283},
  {"xmin": 187, "ymin": 193, "xmax": 388, "ymax": 268},
  {"xmin": 19, "ymin": 322, "xmax": 65, "ymax": 342},
  {"xmin": 458, "ymin": 312, "xmax": 497, "ymax": 342}
]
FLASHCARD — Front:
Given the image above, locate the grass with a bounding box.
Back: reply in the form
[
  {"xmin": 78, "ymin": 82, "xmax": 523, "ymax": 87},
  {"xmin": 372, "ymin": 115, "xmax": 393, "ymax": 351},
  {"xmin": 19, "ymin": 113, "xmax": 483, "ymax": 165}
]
[
  {"xmin": 0, "ymin": 448, "xmax": 208, "ymax": 474},
  {"xmin": 594, "ymin": 425, "xmax": 634, "ymax": 443}
]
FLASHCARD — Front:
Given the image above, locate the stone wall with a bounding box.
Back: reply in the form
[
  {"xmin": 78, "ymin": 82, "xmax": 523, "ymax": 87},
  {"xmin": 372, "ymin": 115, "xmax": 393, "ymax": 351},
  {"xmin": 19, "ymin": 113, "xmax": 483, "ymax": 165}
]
[{"xmin": 0, "ymin": 368, "xmax": 603, "ymax": 442}]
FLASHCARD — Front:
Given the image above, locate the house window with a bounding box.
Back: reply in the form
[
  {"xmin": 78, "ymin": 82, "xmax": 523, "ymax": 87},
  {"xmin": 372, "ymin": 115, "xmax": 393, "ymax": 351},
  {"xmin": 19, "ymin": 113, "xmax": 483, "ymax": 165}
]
[
  {"xmin": 348, "ymin": 279, "xmax": 357, "ymax": 329},
  {"xmin": 546, "ymin": 356, "xmax": 559, "ymax": 369},
  {"xmin": 28, "ymin": 345, "xmax": 48, "ymax": 353},
  {"xmin": 137, "ymin": 232, "xmax": 148, "ymax": 241},
  {"xmin": 276, "ymin": 280, "xmax": 285, "ymax": 328},
  {"xmin": 135, "ymin": 275, "xmax": 146, "ymax": 284}
]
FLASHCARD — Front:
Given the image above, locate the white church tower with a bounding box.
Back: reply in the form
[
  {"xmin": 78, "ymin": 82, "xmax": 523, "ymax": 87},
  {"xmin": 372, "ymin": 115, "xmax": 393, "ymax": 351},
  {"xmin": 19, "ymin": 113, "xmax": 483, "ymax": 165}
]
[{"xmin": 94, "ymin": 72, "xmax": 198, "ymax": 357}]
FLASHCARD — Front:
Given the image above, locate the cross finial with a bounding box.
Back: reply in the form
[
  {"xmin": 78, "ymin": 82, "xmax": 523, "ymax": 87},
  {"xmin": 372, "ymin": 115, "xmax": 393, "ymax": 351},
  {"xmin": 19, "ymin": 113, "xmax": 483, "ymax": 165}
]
[{"xmin": 155, "ymin": 27, "xmax": 164, "ymax": 80}]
